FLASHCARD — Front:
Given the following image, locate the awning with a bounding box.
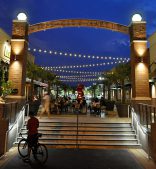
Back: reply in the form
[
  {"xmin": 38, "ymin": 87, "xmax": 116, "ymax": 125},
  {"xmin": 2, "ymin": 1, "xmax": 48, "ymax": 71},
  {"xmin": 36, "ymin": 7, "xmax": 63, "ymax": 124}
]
[{"xmin": 26, "ymin": 78, "xmax": 48, "ymax": 87}]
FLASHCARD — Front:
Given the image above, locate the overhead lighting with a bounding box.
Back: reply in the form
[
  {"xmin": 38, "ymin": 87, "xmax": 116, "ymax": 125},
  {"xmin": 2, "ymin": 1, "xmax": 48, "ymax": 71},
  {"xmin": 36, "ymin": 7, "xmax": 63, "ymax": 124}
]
[
  {"xmin": 17, "ymin": 13, "xmax": 27, "ymax": 21},
  {"xmin": 132, "ymin": 14, "xmax": 142, "ymax": 22}
]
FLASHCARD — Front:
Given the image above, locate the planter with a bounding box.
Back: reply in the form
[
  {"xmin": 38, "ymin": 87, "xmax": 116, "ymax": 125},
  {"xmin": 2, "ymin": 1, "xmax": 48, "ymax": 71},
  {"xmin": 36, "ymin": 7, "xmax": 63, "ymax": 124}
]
[
  {"xmin": 105, "ymin": 100, "xmax": 115, "ymax": 111},
  {"xmin": 116, "ymin": 103, "xmax": 129, "ymax": 117},
  {"xmin": 0, "ymin": 97, "xmax": 5, "ymax": 103}
]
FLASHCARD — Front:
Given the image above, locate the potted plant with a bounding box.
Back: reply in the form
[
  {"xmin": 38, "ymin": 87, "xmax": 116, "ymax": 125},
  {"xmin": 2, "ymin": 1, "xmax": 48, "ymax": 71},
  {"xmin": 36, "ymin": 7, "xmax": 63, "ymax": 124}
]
[
  {"xmin": 114, "ymin": 62, "xmax": 131, "ymax": 117},
  {"xmin": 101, "ymin": 72, "xmax": 117, "ymax": 111},
  {"xmin": 0, "ymin": 81, "xmax": 13, "ymax": 103}
]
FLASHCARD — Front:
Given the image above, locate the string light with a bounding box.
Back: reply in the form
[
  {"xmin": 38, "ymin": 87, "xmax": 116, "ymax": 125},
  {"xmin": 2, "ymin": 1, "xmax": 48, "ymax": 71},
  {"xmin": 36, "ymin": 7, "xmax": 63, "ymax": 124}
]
[
  {"xmin": 59, "ymin": 76, "xmax": 98, "ymax": 80},
  {"xmin": 42, "ymin": 68, "xmax": 101, "ymax": 74},
  {"xmin": 60, "ymin": 79, "xmax": 99, "ymax": 82},
  {"xmin": 41, "ymin": 60, "xmax": 127, "ymax": 70},
  {"xmin": 60, "ymin": 78, "xmax": 102, "ymax": 82},
  {"xmin": 57, "ymin": 74, "xmax": 98, "ymax": 78},
  {"xmin": 28, "ymin": 47, "xmax": 130, "ymax": 61}
]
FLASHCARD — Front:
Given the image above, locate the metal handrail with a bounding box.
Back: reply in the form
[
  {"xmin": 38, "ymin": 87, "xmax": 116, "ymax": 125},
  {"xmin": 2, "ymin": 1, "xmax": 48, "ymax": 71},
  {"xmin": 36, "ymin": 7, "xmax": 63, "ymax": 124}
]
[
  {"xmin": 130, "ymin": 105, "xmax": 149, "ymax": 134},
  {"xmin": 4, "ymin": 103, "xmax": 29, "ymax": 153},
  {"xmin": 129, "ymin": 105, "xmax": 150, "ymax": 159}
]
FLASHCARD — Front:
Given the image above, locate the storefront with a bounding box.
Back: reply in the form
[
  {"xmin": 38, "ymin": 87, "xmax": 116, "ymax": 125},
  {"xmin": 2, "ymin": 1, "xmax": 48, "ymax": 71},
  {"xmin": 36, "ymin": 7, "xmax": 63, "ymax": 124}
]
[{"xmin": 0, "ymin": 28, "xmax": 11, "ymax": 81}]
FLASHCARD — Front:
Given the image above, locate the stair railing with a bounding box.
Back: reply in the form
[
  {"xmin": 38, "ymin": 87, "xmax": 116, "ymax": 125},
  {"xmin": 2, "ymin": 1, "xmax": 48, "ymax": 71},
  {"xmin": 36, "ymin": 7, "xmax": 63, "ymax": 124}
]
[
  {"xmin": 5, "ymin": 103, "xmax": 29, "ymax": 153},
  {"xmin": 129, "ymin": 105, "xmax": 150, "ymax": 159}
]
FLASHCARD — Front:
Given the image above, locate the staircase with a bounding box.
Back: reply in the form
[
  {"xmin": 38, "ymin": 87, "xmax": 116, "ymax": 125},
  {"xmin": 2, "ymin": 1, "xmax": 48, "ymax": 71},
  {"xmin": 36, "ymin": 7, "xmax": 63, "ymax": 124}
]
[{"xmin": 16, "ymin": 116, "xmax": 141, "ymax": 149}]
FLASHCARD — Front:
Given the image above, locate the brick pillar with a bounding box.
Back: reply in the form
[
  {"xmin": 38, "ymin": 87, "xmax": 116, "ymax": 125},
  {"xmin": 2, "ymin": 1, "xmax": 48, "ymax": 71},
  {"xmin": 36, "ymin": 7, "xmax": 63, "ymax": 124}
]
[
  {"xmin": 129, "ymin": 21, "xmax": 151, "ymax": 101},
  {"xmin": 8, "ymin": 20, "xmax": 28, "ymax": 97}
]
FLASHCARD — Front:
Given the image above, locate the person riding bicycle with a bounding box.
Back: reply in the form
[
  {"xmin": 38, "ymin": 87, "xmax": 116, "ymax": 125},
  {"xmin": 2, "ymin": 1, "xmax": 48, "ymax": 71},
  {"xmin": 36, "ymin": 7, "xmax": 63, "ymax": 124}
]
[{"xmin": 25, "ymin": 111, "xmax": 39, "ymax": 162}]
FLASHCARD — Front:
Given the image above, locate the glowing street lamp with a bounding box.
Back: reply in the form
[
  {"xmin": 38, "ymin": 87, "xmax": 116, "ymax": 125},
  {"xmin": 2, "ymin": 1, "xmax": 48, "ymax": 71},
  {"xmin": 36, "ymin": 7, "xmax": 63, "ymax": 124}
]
[
  {"xmin": 132, "ymin": 14, "xmax": 142, "ymax": 22},
  {"xmin": 17, "ymin": 13, "xmax": 27, "ymax": 21}
]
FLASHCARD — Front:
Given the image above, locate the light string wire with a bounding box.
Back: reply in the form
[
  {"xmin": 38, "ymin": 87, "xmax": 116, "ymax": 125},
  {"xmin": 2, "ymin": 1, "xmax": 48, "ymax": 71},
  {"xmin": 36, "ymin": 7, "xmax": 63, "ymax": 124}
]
[
  {"xmin": 44, "ymin": 68, "xmax": 101, "ymax": 74},
  {"xmin": 60, "ymin": 78, "xmax": 102, "ymax": 82},
  {"xmin": 56, "ymin": 74, "xmax": 98, "ymax": 78},
  {"xmin": 42, "ymin": 60, "xmax": 128, "ymax": 70},
  {"xmin": 28, "ymin": 47, "xmax": 130, "ymax": 61}
]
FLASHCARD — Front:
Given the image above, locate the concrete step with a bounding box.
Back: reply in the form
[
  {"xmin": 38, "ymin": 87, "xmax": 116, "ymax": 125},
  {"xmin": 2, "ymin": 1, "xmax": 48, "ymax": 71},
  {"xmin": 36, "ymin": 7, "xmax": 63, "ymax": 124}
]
[
  {"xmin": 14, "ymin": 141, "xmax": 141, "ymax": 149},
  {"xmin": 36, "ymin": 139, "xmax": 138, "ymax": 144},
  {"xmin": 22, "ymin": 126, "xmax": 134, "ymax": 131},
  {"xmin": 24, "ymin": 122, "xmax": 132, "ymax": 128},
  {"xmin": 20, "ymin": 130, "xmax": 135, "ymax": 135},
  {"xmin": 19, "ymin": 119, "xmax": 139, "ymax": 149},
  {"xmin": 17, "ymin": 136, "xmax": 138, "ymax": 141},
  {"xmin": 18, "ymin": 133, "xmax": 137, "ymax": 139},
  {"xmin": 25, "ymin": 120, "xmax": 131, "ymax": 127}
]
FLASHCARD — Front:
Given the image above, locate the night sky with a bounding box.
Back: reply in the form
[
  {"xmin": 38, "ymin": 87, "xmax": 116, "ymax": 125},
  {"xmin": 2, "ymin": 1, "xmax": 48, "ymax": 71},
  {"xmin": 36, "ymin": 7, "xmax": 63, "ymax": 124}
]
[{"xmin": 0, "ymin": 0, "xmax": 156, "ymax": 87}]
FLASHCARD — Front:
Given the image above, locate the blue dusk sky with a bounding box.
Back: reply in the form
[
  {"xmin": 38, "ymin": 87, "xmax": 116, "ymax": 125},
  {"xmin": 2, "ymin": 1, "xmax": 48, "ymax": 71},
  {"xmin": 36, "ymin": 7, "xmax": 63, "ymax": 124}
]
[{"xmin": 0, "ymin": 0, "xmax": 156, "ymax": 86}]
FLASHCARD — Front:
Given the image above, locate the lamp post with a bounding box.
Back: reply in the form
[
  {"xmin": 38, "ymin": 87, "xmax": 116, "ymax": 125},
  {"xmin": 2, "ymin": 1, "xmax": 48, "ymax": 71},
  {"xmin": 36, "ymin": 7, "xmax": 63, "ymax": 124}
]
[
  {"xmin": 98, "ymin": 76, "xmax": 105, "ymax": 98},
  {"xmin": 93, "ymin": 83, "xmax": 96, "ymax": 98}
]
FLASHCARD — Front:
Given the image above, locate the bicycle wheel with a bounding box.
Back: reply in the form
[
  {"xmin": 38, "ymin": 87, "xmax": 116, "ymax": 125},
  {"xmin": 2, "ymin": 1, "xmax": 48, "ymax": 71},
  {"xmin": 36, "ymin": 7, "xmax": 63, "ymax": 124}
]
[
  {"xmin": 18, "ymin": 138, "xmax": 29, "ymax": 158},
  {"xmin": 34, "ymin": 144, "xmax": 48, "ymax": 164}
]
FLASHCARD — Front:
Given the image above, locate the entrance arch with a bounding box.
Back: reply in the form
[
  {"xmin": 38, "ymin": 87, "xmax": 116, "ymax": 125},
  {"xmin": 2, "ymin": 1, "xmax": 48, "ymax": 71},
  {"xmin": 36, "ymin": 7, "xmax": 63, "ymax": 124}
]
[
  {"xmin": 9, "ymin": 18, "xmax": 150, "ymax": 101},
  {"xmin": 28, "ymin": 19, "xmax": 129, "ymax": 34}
]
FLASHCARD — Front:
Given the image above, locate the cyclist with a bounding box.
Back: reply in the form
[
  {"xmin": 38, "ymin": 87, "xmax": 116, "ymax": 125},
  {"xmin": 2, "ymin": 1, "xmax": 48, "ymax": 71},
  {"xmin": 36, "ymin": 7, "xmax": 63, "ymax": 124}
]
[{"xmin": 24, "ymin": 111, "xmax": 39, "ymax": 162}]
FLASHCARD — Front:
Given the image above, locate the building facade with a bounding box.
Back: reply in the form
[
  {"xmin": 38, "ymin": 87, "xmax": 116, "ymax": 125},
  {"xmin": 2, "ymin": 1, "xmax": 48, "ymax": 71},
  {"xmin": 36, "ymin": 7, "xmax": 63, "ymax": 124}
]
[
  {"xmin": 0, "ymin": 28, "xmax": 11, "ymax": 82},
  {"xmin": 148, "ymin": 32, "xmax": 156, "ymax": 100}
]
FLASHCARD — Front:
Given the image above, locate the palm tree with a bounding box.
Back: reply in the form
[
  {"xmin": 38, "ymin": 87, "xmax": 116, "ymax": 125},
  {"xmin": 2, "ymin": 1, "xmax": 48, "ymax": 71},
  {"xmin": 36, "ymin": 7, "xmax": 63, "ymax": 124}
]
[
  {"xmin": 114, "ymin": 62, "xmax": 131, "ymax": 103},
  {"xmin": 89, "ymin": 84, "xmax": 97, "ymax": 98},
  {"xmin": 43, "ymin": 71, "xmax": 56, "ymax": 95},
  {"xmin": 26, "ymin": 61, "xmax": 57, "ymax": 99},
  {"xmin": 102, "ymin": 72, "xmax": 117, "ymax": 100},
  {"xmin": 53, "ymin": 79, "xmax": 62, "ymax": 98},
  {"xmin": 26, "ymin": 61, "xmax": 40, "ymax": 100}
]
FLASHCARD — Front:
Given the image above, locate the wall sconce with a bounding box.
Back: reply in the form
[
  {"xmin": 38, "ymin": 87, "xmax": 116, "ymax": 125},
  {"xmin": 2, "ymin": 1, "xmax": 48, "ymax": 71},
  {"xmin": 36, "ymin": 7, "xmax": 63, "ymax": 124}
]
[
  {"xmin": 14, "ymin": 55, "xmax": 17, "ymax": 61},
  {"xmin": 139, "ymin": 57, "xmax": 143, "ymax": 63},
  {"xmin": 137, "ymin": 56, "xmax": 143, "ymax": 63}
]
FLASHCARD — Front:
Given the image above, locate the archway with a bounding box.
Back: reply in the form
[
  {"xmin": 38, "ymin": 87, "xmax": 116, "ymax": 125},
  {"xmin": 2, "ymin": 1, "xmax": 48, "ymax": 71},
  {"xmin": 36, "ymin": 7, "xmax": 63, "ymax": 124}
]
[{"xmin": 8, "ymin": 18, "xmax": 150, "ymax": 101}]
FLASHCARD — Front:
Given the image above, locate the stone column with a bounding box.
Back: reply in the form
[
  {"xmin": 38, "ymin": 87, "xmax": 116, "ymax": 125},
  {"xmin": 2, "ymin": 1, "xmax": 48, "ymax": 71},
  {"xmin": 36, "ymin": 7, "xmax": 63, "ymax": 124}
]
[
  {"xmin": 129, "ymin": 21, "xmax": 150, "ymax": 101},
  {"xmin": 8, "ymin": 20, "xmax": 28, "ymax": 97}
]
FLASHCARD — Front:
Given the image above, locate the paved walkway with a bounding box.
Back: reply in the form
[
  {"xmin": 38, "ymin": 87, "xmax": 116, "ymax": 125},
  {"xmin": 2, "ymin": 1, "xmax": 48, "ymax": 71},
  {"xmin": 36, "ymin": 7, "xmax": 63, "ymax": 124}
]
[
  {"xmin": 0, "ymin": 148, "xmax": 145, "ymax": 169},
  {"xmin": 1, "ymin": 114, "xmax": 156, "ymax": 169}
]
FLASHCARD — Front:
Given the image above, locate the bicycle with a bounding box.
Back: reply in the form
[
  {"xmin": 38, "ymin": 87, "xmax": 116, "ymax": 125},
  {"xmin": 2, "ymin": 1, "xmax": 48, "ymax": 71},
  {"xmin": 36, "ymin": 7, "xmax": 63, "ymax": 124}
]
[{"xmin": 18, "ymin": 133, "xmax": 48, "ymax": 164}]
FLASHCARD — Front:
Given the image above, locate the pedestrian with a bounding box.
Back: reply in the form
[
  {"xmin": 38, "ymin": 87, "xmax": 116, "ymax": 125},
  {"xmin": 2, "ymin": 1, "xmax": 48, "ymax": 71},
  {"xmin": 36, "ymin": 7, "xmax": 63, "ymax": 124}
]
[
  {"xmin": 74, "ymin": 100, "xmax": 81, "ymax": 114},
  {"xmin": 29, "ymin": 95, "xmax": 40, "ymax": 116},
  {"xmin": 40, "ymin": 91, "xmax": 51, "ymax": 118}
]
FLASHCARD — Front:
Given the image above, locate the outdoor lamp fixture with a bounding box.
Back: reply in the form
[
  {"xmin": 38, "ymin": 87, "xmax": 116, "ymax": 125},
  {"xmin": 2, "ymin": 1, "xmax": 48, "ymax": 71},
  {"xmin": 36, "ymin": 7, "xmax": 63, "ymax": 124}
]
[
  {"xmin": 14, "ymin": 55, "xmax": 17, "ymax": 61},
  {"xmin": 132, "ymin": 14, "xmax": 142, "ymax": 22},
  {"xmin": 139, "ymin": 57, "xmax": 143, "ymax": 63},
  {"xmin": 132, "ymin": 13, "xmax": 145, "ymax": 62},
  {"xmin": 17, "ymin": 12, "xmax": 27, "ymax": 21}
]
